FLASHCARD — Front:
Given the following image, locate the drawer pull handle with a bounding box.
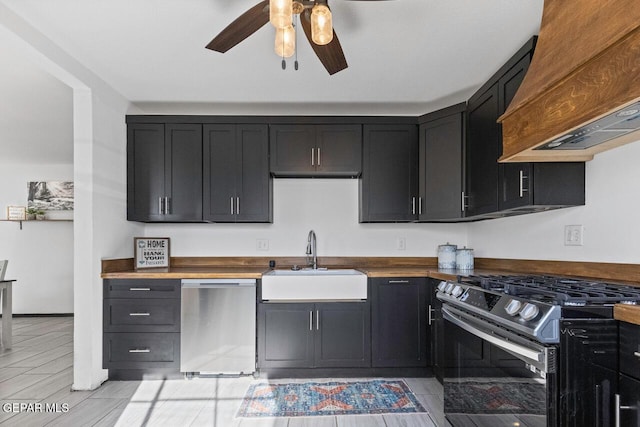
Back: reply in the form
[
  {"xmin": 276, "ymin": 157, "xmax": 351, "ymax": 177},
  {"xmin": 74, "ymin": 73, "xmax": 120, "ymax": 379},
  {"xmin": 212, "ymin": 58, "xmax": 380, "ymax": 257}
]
[
  {"xmin": 129, "ymin": 312, "xmax": 150, "ymax": 316},
  {"xmin": 129, "ymin": 288, "xmax": 151, "ymax": 291},
  {"xmin": 389, "ymin": 280, "xmax": 409, "ymax": 284},
  {"xmin": 634, "ymin": 351, "xmax": 640, "ymax": 358},
  {"xmin": 129, "ymin": 348, "xmax": 150, "ymax": 353}
]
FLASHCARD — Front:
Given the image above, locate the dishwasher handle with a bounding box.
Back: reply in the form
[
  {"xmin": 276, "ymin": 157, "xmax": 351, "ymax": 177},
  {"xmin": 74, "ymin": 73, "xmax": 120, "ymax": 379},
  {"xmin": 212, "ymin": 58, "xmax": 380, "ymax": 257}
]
[{"xmin": 181, "ymin": 278, "xmax": 256, "ymax": 289}]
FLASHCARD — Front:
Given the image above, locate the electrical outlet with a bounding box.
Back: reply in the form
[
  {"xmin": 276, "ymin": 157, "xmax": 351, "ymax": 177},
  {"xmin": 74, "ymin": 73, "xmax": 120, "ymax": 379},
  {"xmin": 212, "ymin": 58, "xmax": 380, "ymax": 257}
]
[
  {"xmin": 256, "ymin": 239, "xmax": 269, "ymax": 251},
  {"xmin": 397, "ymin": 237, "xmax": 406, "ymax": 251},
  {"xmin": 564, "ymin": 225, "xmax": 584, "ymax": 246}
]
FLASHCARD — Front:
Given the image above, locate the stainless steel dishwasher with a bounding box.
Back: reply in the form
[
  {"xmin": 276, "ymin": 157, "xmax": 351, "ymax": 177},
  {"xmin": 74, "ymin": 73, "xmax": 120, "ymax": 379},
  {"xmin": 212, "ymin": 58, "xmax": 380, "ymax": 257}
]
[{"xmin": 180, "ymin": 278, "xmax": 256, "ymax": 376}]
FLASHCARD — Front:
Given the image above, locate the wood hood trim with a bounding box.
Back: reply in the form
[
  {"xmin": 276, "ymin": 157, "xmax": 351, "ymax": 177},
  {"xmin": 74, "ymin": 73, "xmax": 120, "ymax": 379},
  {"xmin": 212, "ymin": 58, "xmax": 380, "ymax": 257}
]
[{"xmin": 498, "ymin": 0, "xmax": 640, "ymax": 162}]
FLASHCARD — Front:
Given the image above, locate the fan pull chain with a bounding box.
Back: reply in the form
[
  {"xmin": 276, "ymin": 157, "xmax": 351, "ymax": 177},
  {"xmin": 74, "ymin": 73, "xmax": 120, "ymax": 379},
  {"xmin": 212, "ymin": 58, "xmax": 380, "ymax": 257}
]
[{"xmin": 294, "ymin": 14, "xmax": 299, "ymax": 71}]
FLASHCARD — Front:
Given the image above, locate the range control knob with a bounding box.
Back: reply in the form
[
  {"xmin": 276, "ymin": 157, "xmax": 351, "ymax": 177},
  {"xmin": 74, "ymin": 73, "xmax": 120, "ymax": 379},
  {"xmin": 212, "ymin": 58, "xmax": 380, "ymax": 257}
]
[
  {"xmin": 504, "ymin": 299, "xmax": 522, "ymax": 316},
  {"xmin": 451, "ymin": 285, "xmax": 464, "ymax": 298},
  {"xmin": 437, "ymin": 281, "xmax": 448, "ymax": 292},
  {"xmin": 444, "ymin": 283, "xmax": 455, "ymax": 294},
  {"xmin": 520, "ymin": 303, "xmax": 540, "ymax": 321}
]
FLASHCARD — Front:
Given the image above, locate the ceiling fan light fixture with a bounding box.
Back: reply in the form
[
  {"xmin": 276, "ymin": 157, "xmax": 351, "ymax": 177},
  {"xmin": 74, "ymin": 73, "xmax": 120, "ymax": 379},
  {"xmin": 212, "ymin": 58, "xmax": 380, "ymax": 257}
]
[
  {"xmin": 311, "ymin": 3, "xmax": 333, "ymax": 46},
  {"xmin": 270, "ymin": 0, "xmax": 293, "ymax": 28},
  {"xmin": 275, "ymin": 24, "xmax": 296, "ymax": 58}
]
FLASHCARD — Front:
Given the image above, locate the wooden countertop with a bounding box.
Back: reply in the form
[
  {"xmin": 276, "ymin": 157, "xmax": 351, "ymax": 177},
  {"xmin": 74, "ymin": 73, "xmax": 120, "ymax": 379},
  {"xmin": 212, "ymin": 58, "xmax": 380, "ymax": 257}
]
[
  {"xmin": 614, "ymin": 304, "xmax": 640, "ymax": 326},
  {"xmin": 102, "ymin": 267, "xmax": 268, "ymax": 279}
]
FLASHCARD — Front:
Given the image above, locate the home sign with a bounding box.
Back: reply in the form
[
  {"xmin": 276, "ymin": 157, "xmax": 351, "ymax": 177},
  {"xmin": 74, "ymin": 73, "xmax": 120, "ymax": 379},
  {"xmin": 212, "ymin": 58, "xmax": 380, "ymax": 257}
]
[{"xmin": 134, "ymin": 237, "xmax": 170, "ymax": 269}]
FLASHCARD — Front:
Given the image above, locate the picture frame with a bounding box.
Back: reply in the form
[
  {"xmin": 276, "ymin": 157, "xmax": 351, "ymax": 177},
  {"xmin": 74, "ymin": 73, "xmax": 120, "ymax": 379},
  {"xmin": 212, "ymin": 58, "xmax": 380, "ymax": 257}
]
[
  {"xmin": 0, "ymin": 260, "xmax": 7, "ymax": 281},
  {"xmin": 7, "ymin": 206, "xmax": 26, "ymax": 221},
  {"xmin": 134, "ymin": 237, "xmax": 170, "ymax": 269}
]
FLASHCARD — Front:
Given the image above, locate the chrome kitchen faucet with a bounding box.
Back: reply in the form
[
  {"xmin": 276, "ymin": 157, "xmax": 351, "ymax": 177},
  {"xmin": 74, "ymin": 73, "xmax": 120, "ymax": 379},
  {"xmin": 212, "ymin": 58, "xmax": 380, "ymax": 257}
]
[{"xmin": 306, "ymin": 230, "xmax": 317, "ymax": 269}]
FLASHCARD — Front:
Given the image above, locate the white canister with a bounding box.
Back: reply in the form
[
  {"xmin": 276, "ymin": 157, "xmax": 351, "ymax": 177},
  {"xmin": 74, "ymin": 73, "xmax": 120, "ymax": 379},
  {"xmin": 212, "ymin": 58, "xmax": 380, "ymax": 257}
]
[
  {"xmin": 456, "ymin": 247, "xmax": 474, "ymax": 270},
  {"xmin": 437, "ymin": 243, "xmax": 457, "ymax": 269}
]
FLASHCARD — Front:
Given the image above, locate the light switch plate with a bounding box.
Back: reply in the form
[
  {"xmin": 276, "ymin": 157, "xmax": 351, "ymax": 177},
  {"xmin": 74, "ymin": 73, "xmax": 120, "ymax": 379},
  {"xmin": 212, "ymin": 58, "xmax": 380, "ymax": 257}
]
[
  {"xmin": 564, "ymin": 225, "xmax": 584, "ymax": 246},
  {"xmin": 256, "ymin": 239, "xmax": 269, "ymax": 251}
]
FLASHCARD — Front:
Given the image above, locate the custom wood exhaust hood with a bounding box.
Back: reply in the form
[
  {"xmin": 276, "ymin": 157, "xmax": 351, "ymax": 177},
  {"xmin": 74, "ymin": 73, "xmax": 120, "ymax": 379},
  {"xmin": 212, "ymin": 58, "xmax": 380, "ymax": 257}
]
[{"xmin": 498, "ymin": 0, "xmax": 640, "ymax": 162}]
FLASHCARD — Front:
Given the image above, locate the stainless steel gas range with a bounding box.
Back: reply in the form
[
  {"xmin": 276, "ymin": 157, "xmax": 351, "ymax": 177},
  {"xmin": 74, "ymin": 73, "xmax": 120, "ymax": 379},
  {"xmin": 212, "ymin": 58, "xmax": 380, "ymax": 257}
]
[{"xmin": 436, "ymin": 274, "xmax": 640, "ymax": 427}]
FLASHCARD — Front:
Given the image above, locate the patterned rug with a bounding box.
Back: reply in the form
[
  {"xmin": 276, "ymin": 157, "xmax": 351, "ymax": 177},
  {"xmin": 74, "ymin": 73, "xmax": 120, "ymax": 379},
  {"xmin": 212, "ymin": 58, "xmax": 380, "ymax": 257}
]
[{"xmin": 237, "ymin": 379, "xmax": 427, "ymax": 417}]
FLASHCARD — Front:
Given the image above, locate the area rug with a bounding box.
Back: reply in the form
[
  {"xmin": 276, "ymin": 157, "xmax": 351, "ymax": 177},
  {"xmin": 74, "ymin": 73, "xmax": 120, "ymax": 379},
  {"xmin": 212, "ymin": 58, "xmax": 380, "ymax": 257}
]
[
  {"xmin": 237, "ymin": 379, "xmax": 427, "ymax": 417},
  {"xmin": 445, "ymin": 380, "xmax": 546, "ymax": 414}
]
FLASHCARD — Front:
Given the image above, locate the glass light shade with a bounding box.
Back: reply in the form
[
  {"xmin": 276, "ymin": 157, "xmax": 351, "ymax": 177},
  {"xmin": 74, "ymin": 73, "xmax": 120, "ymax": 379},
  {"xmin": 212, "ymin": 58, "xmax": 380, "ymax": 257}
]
[
  {"xmin": 311, "ymin": 4, "xmax": 333, "ymax": 45},
  {"xmin": 270, "ymin": 0, "xmax": 293, "ymax": 28},
  {"xmin": 275, "ymin": 25, "xmax": 295, "ymax": 58}
]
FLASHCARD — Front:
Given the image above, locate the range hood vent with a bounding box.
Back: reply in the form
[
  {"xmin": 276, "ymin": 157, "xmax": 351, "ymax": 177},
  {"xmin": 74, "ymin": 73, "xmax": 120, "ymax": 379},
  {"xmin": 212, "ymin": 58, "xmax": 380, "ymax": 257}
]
[{"xmin": 499, "ymin": 0, "xmax": 640, "ymax": 162}]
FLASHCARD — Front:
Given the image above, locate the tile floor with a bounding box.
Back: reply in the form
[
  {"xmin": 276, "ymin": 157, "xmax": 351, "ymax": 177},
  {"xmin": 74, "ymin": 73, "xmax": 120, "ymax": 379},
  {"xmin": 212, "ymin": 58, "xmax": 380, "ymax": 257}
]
[{"xmin": 0, "ymin": 317, "xmax": 446, "ymax": 426}]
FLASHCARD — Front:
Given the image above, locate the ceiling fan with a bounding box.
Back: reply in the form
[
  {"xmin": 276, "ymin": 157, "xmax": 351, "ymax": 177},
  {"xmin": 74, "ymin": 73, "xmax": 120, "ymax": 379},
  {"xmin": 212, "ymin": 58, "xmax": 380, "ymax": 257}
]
[{"xmin": 205, "ymin": 0, "xmax": 388, "ymax": 75}]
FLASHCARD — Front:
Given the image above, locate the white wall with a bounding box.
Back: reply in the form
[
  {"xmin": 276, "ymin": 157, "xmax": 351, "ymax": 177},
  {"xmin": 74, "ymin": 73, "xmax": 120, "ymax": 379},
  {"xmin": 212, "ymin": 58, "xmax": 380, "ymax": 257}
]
[
  {"xmin": 468, "ymin": 139, "xmax": 640, "ymax": 264},
  {"xmin": 146, "ymin": 179, "xmax": 468, "ymax": 259},
  {"xmin": 0, "ymin": 163, "xmax": 73, "ymax": 313}
]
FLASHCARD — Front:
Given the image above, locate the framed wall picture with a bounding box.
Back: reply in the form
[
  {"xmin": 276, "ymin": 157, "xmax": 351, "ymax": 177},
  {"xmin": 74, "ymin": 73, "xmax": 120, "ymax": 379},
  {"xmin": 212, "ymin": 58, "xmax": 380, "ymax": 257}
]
[
  {"xmin": 134, "ymin": 237, "xmax": 171, "ymax": 269},
  {"xmin": 7, "ymin": 206, "xmax": 26, "ymax": 221}
]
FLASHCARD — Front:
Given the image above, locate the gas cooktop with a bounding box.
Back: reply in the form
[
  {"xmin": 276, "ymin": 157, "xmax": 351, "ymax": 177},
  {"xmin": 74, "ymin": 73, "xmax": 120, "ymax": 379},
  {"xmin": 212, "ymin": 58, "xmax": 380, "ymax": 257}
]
[{"xmin": 465, "ymin": 274, "xmax": 640, "ymax": 307}]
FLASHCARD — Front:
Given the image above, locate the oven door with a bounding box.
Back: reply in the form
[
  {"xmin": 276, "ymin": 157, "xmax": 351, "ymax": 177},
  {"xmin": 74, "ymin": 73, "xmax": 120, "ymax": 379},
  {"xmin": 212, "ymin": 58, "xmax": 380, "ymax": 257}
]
[{"xmin": 442, "ymin": 304, "xmax": 558, "ymax": 427}]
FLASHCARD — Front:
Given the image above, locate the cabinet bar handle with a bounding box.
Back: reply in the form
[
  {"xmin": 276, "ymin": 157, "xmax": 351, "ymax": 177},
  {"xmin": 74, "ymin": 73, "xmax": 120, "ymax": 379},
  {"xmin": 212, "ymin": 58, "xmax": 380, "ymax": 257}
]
[
  {"xmin": 634, "ymin": 351, "xmax": 640, "ymax": 358},
  {"xmin": 317, "ymin": 148, "xmax": 321, "ymax": 166},
  {"xmin": 158, "ymin": 197, "xmax": 163, "ymax": 215},
  {"xmin": 164, "ymin": 197, "xmax": 170, "ymax": 214},
  {"xmin": 428, "ymin": 304, "xmax": 434, "ymax": 326},
  {"xmin": 230, "ymin": 197, "xmax": 234, "ymax": 215},
  {"xmin": 389, "ymin": 280, "xmax": 409, "ymax": 284},
  {"xmin": 412, "ymin": 197, "xmax": 416, "ymax": 215},
  {"xmin": 129, "ymin": 312, "xmax": 150, "ymax": 316},
  {"xmin": 129, "ymin": 348, "xmax": 150, "ymax": 353},
  {"xmin": 461, "ymin": 191, "xmax": 468, "ymax": 212},
  {"xmin": 311, "ymin": 148, "xmax": 315, "ymax": 166},
  {"xmin": 129, "ymin": 287, "xmax": 151, "ymax": 291},
  {"xmin": 309, "ymin": 311, "xmax": 313, "ymax": 331},
  {"xmin": 316, "ymin": 310, "xmax": 320, "ymax": 330},
  {"xmin": 615, "ymin": 394, "xmax": 634, "ymax": 427},
  {"xmin": 418, "ymin": 197, "xmax": 423, "ymax": 215},
  {"xmin": 236, "ymin": 197, "xmax": 240, "ymax": 215},
  {"xmin": 519, "ymin": 170, "xmax": 529, "ymax": 198}
]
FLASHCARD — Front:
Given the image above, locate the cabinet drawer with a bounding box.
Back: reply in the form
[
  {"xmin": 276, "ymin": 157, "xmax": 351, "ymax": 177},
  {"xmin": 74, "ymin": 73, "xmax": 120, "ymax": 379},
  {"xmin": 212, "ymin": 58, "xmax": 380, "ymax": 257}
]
[
  {"xmin": 620, "ymin": 322, "xmax": 640, "ymax": 379},
  {"xmin": 103, "ymin": 333, "xmax": 180, "ymax": 369},
  {"xmin": 104, "ymin": 279, "xmax": 180, "ymax": 299},
  {"xmin": 104, "ymin": 298, "xmax": 180, "ymax": 333}
]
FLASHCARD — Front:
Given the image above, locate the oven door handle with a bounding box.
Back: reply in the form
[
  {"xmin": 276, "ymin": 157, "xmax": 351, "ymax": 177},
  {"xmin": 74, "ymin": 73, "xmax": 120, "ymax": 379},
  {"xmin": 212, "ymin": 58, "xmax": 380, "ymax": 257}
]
[{"xmin": 443, "ymin": 306, "xmax": 548, "ymax": 370}]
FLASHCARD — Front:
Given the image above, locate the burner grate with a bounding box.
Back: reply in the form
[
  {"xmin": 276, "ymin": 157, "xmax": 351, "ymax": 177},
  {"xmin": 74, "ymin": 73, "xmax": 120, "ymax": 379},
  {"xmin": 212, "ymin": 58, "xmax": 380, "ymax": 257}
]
[{"xmin": 467, "ymin": 275, "xmax": 640, "ymax": 306}]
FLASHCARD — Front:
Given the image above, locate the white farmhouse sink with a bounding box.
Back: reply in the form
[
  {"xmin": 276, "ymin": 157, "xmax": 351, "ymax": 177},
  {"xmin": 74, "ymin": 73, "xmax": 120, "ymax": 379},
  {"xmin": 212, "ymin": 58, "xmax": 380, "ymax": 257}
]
[{"xmin": 261, "ymin": 269, "xmax": 367, "ymax": 301}]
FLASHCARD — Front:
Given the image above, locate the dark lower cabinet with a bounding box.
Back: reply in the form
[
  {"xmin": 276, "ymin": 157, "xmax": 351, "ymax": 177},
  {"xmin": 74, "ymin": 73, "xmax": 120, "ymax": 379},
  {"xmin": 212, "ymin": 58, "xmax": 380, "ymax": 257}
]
[
  {"xmin": 360, "ymin": 124, "xmax": 419, "ymax": 222},
  {"xmin": 103, "ymin": 279, "xmax": 181, "ymax": 380},
  {"xmin": 618, "ymin": 374, "xmax": 640, "ymax": 426},
  {"xmin": 370, "ymin": 278, "xmax": 430, "ymax": 367},
  {"xmin": 618, "ymin": 321, "xmax": 640, "ymax": 426},
  {"xmin": 258, "ymin": 302, "xmax": 370, "ymax": 369}
]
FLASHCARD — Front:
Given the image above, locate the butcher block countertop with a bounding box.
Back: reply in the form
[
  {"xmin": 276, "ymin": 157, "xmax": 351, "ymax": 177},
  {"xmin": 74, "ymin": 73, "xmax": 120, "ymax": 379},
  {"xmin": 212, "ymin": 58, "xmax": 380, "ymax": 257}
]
[
  {"xmin": 614, "ymin": 304, "xmax": 640, "ymax": 326},
  {"xmin": 102, "ymin": 267, "xmax": 268, "ymax": 280}
]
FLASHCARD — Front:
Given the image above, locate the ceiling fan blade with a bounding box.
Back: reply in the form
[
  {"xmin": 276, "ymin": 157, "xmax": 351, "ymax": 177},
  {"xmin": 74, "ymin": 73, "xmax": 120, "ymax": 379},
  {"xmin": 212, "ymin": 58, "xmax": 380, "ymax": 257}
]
[
  {"xmin": 206, "ymin": 1, "xmax": 269, "ymax": 53},
  {"xmin": 300, "ymin": 10, "xmax": 348, "ymax": 75}
]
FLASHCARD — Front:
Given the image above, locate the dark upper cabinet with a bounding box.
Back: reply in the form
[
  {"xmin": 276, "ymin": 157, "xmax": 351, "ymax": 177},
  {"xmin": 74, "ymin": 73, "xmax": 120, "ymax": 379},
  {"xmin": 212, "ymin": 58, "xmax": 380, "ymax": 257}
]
[
  {"xmin": 270, "ymin": 124, "xmax": 362, "ymax": 177},
  {"xmin": 465, "ymin": 37, "xmax": 585, "ymax": 218},
  {"xmin": 370, "ymin": 278, "xmax": 429, "ymax": 367},
  {"xmin": 127, "ymin": 123, "xmax": 202, "ymax": 222},
  {"xmin": 418, "ymin": 104, "xmax": 465, "ymax": 221},
  {"xmin": 203, "ymin": 124, "xmax": 272, "ymax": 222},
  {"xmin": 360, "ymin": 124, "xmax": 419, "ymax": 222}
]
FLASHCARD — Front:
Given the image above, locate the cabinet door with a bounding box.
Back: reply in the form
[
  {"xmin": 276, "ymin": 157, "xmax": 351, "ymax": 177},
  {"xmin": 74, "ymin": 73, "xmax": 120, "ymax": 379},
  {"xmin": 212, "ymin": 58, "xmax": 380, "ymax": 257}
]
[
  {"xmin": 314, "ymin": 302, "xmax": 371, "ymax": 368},
  {"xmin": 203, "ymin": 125, "xmax": 237, "ymax": 222},
  {"xmin": 270, "ymin": 125, "xmax": 316, "ymax": 175},
  {"xmin": 466, "ymin": 84, "xmax": 500, "ymax": 217},
  {"xmin": 371, "ymin": 278, "xmax": 429, "ymax": 367},
  {"xmin": 360, "ymin": 125, "xmax": 418, "ymax": 222},
  {"xmin": 618, "ymin": 374, "xmax": 640, "ymax": 427},
  {"xmin": 236, "ymin": 125, "xmax": 272, "ymax": 222},
  {"xmin": 315, "ymin": 125, "xmax": 362, "ymax": 176},
  {"xmin": 164, "ymin": 124, "xmax": 203, "ymax": 221},
  {"xmin": 257, "ymin": 303, "xmax": 314, "ymax": 368},
  {"xmin": 419, "ymin": 109, "xmax": 464, "ymax": 221},
  {"xmin": 127, "ymin": 123, "xmax": 166, "ymax": 221},
  {"xmin": 499, "ymin": 55, "xmax": 534, "ymax": 210}
]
